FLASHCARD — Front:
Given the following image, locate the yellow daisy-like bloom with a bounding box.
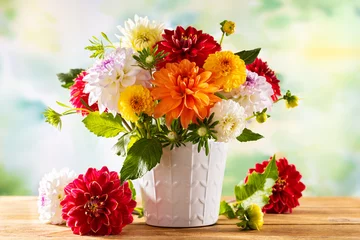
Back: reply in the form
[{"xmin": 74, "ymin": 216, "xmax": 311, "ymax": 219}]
[
  {"xmin": 203, "ymin": 51, "xmax": 247, "ymax": 92},
  {"xmin": 118, "ymin": 15, "xmax": 164, "ymax": 52},
  {"xmin": 118, "ymin": 85, "xmax": 154, "ymax": 122}
]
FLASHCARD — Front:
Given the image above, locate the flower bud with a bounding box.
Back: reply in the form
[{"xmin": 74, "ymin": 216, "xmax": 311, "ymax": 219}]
[
  {"xmin": 220, "ymin": 20, "xmax": 236, "ymax": 36},
  {"xmin": 256, "ymin": 112, "xmax": 268, "ymax": 123},
  {"xmin": 167, "ymin": 131, "xmax": 177, "ymax": 141},
  {"xmin": 246, "ymin": 204, "xmax": 264, "ymax": 230},
  {"xmin": 283, "ymin": 90, "xmax": 299, "ymax": 109},
  {"xmin": 285, "ymin": 95, "xmax": 299, "ymax": 109},
  {"xmin": 197, "ymin": 127, "xmax": 208, "ymax": 137},
  {"xmin": 145, "ymin": 55, "xmax": 154, "ymax": 64}
]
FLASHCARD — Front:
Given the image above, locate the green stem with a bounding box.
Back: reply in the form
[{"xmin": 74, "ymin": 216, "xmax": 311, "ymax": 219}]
[
  {"xmin": 219, "ymin": 32, "xmax": 225, "ymax": 46},
  {"xmin": 62, "ymin": 108, "xmax": 90, "ymax": 115},
  {"xmin": 274, "ymin": 97, "xmax": 284, "ymax": 104},
  {"xmin": 245, "ymin": 115, "xmax": 256, "ymax": 121},
  {"xmin": 156, "ymin": 118, "xmax": 161, "ymax": 132}
]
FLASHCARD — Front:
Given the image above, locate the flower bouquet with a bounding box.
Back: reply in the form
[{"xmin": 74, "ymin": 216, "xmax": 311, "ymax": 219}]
[{"xmin": 44, "ymin": 15, "xmax": 302, "ymax": 234}]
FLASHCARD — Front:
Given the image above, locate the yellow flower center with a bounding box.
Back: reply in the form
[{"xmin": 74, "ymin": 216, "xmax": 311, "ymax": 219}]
[{"xmin": 130, "ymin": 96, "xmax": 145, "ymax": 112}]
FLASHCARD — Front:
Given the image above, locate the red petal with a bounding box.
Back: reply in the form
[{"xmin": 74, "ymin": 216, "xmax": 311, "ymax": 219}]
[
  {"xmin": 90, "ymin": 218, "xmax": 102, "ymax": 233},
  {"xmin": 89, "ymin": 181, "xmax": 102, "ymax": 196}
]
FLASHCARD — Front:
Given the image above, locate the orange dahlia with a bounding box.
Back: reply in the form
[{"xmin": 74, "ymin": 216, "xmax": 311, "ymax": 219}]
[{"xmin": 152, "ymin": 59, "xmax": 220, "ymax": 128}]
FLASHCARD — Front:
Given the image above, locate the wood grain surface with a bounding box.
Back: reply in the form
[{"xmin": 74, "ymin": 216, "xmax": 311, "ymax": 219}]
[{"xmin": 0, "ymin": 197, "xmax": 359, "ymax": 239}]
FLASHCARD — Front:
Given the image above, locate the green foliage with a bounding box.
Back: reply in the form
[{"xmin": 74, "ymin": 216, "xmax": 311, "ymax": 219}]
[
  {"xmin": 82, "ymin": 112, "xmax": 126, "ymax": 138},
  {"xmin": 214, "ymin": 92, "xmax": 228, "ymax": 100},
  {"xmin": 133, "ymin": 45, "xmax": 168, "ymax": 71},
  {"xmin": 113, "ymin": 133, "xmax": 132, "ymax": 157},
  {"xmin": 120, "ymin": 138, "xmax": 163, "ymax": 182},
  {"xmin": 237, "ymin": 128, "xmax": 264, "ymax": 142},
  {"xmin": 134, "ymin": 207, "xmax": 144, "ymax": 218},
  {"xmin": 187, "ymin": 113, "xmax": 219, "ymax": 155},
  {"xmin": 156, "ymin": 119, "xmax": 187, "ymax": 150},
  {"xmin": 219, "ymin": 200, "xmax": 236, "ymax": 219},
  {"xmin": 234, "ymin": 155, "xmax": 278, "ymax": 209},
  {"xmin": 43, "ymin": 107, "xmax": 62, "ymax": 129},
  {"xmin": 128, "ymin": 180, "xmax": 136, "ymax": 200},
  {"xmin": 56, "ymin": 68, "xmax": 84, "ymax": 89},
  {"xmin": 235, "ymin": 48, "xmax": 261, "ymax": 65},
  {"xmin": 85, "ymin": 32, "xmax": 116, "ymax": 59},
  {"xmin": 0, "ymin": 164, "xmax": 30, "ymax": 195},
  {"xmin": 219, "ymin": 156, "xmax": 278, "ymax": 230}
]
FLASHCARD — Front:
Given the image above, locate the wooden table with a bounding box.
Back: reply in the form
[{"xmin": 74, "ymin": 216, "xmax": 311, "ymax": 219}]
[{"xmin": 0, "ymin": 197, "xmax": 359, "ymax": 239}]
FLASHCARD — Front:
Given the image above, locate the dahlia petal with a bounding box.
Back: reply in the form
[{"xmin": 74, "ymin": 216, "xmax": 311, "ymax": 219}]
[
  {"xmin": 73, "ymin": 179, "xmax": 87, "ymax": 191},
  {"xmin": 84, "ymin": 168, "xmax": 97, "ymax": 183},
  {"xmin": 154, "ymin": 97, "xmax": 182, "ymax": 118},
  {"xmin": 90, "ymin": 218, "xmax": 103, "ymax": 233},
  {"xmin": 89, "ymin": 181, "xmax": 103, "ymax": 196},
  {"xmin": 107, "ymin": 198, "xmax": 119, "ymax": 211},
  {"xmin": 180, "ymin": 107, "xmax": 194, "ymax": 128},
  {"xmin": 79, "ymin": 224, "xmax": 91, "ymax": 235},
  {"xmin": 71, "ymin": 188, "xmax": 85, "ymax": 199}
]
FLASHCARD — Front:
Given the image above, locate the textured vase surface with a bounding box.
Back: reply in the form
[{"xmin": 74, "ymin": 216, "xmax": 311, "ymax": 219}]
[{"xmin": 140, "ymin": 142, "xmax": 228, "ymax": 227}]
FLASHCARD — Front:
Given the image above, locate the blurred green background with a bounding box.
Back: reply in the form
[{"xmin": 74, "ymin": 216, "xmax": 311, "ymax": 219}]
[{"xmin": 0, "ymin": 0, "xmax": 359, "ymax": 196}]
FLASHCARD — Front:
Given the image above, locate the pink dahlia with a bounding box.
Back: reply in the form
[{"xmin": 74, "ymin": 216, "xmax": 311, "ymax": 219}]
[
  {"xmin": 246, "ymin": 58, "xmax": 281, "ymax": 101},
  {"xmin": 155, "ymin": 26, "xmax": 221, "ymax": 69},
  {"xmin": 60, "ymin": 167, "xmax": 136, "ymax": 235},
  {"xmin": 246, "ymin": 157, "xmax": 305, "ymax": 214},
  {"xmin": 70, "ymin": 71, "xmax": 99, "ymax": 115}
]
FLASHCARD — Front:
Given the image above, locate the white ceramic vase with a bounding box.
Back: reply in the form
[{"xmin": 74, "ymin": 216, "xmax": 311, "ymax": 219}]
[{"xmin": 139, "ymin": 142, "xmax": 228, "ymax": 227}]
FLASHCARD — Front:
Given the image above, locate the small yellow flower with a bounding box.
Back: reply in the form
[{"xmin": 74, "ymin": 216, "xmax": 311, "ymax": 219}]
[
  {"xmin": 221, "ymin": 21, "xmax": 236, "ymax": 35},
  {"xmin": 118, "ymin": 85, "xmax": 154, "ymax": 122},
  {"xmin": 204, "ymin": 51, "xmax": 247, "ymax": 92},
  {"xmin": 246, "ymin": 204, "xmax": 264, "ymax": 230}
]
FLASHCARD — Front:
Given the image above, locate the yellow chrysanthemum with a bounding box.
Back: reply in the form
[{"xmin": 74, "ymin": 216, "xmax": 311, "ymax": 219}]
[
  {"xmin": 117, "ymin": 15, "xmax": 164, "ymax": 52},
  {"xmin": 118, "ymin": 85, "xmax": 154, "ymax": 122},
  {"xmin": 203, "ymin": 51, "xmax": 246, "ymax": 92}
]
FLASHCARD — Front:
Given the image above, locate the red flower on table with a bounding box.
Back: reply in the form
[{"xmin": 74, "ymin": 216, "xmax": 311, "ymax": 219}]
[
  {"xmin": 70, "ymin": 71, "xmax": 99, "ymax": 115},
  {"xmin": 155, "ymin": 26, "xmax": 221, "ymax": 69},
  {"xmin": 246, "ymin": 157, "xmax": 306, "ymax": 213},
  {"xmin": 60, "ymin": 166, "xmax": 136, "ymax": 235},
  {"xmin": 246, "ymin": 58, "xmax": 281, "ymax": 101}
]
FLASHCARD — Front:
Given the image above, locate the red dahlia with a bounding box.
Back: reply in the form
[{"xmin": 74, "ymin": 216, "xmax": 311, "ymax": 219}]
[
  {"xmin": 70, "ymin": 71, "xmax": 99, "ymax": 115},
  {"xmin": 156, "ymin": 26, "xmax": 221, "ymax": 69},
  {"xmin": 246, "ymin": 157, "xmax": 305, "ymax": 213},
  {"xmin": 246, "ymin": 58, "xmax": 281, "ymax": 101},
  {"xmin": 60, "ymin": 167, "xmax": 136, "ymax": 235}
]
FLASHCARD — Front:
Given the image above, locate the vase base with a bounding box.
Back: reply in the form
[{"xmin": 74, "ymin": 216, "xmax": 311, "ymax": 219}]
[{"xmin": 145, "ymin": 221, "xmax": 217, "ymax": 228}]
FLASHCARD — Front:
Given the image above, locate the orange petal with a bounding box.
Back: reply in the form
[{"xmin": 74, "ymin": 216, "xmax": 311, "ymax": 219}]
[
  {"xmin": 152, "ymin": 87, "xmax": 171, "ymax": 99},
  {"xmin": 180, "ymin": 108, "xmax": 194, "ymax": 129},
  {"xmin": 194, "ymin": 92, "xmax": 210, "ymax": 105},
  {"xmin": 154, "ymin": 97, "xmax": 182, "ymax": 118},
  {"xmin": 184, "ymin": 95, "xmax": 195, "ymax": 109}
]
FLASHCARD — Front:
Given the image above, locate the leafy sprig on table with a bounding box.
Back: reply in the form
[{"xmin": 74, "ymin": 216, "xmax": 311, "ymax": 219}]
[{"xmin": 219, "ymin": 155, "xmax": 278, "ymax": 230}]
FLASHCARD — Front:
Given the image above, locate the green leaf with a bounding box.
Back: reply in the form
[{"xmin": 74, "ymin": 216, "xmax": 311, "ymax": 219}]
[
  {"xmin": 235, "ymin": 48, "xmax": 261, "ymax": 65},
  {"xmin": 128, "ymin": 180, "xmax": 136, "ymax": 200},
  {"xmin": 219, "ymin": 200, "xmax": 236, "ymax": 219},
  {"xmin": 236, "ymin": 128, "xmax": 264, "ymax": 142},
  {"xmin": 113, "ymin": 133, "xmax": 131, "ymax": 157},
  {"xmin": 82, "ymin": 112, "xmax": 126, "ymax": 138},
  {"xmin": 120, "ymin": 138, "xmax": 163, "ymax": 182},
  {"xmin": 134, "ymin": 207, "xmax": 144, "ymax": 218},
  {"xmin": 56, "ymin": 101, "xmax": 72, "ymax": 108},
  {"xmin": 234, "ymin": 156, "xmax": 278, "ymax": 209},
  {"xmin": 56, "ymin": 69, "xmax": 84, "ymax": 89},
  {"xmin": 43, "ymin": 107, "xmax": 62, "ymax": 130}
]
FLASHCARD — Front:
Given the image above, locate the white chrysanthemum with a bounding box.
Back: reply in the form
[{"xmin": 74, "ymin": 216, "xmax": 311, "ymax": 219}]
[
  {"xmin": 210, "ymin": 100, "xmax": 247, "ymax": 142},
  {"xmin": 83, "ymin": 47, "xmax": 151, "ymax": 116},
  {"xmin": 38, "ymin": 168, "xmax": 76, "ymax": 225},
  {"xmin": 224, "ymin": 70, "xmax": 274, "ymax": 116},
  {"xmin": 117, "ymin": 15, "xmax": 164, "ymax": 51}
]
